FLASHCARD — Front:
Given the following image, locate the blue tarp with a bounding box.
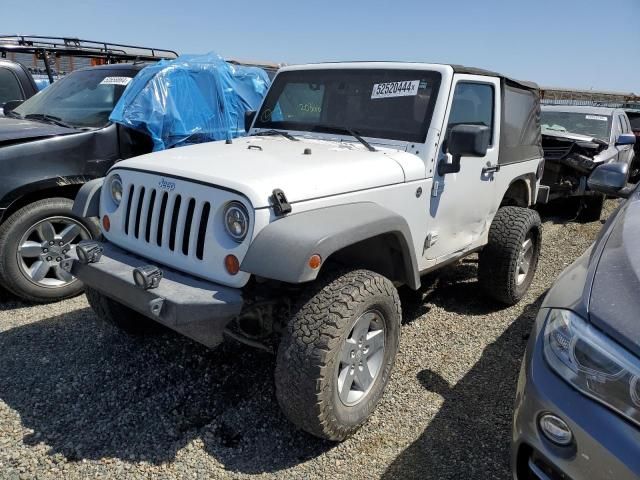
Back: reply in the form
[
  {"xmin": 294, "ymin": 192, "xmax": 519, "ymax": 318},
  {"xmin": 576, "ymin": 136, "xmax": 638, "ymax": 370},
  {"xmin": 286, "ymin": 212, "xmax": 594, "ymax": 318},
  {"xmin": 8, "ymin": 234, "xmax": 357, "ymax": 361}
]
[
  {"xmin": 110, "ymin": 52, "xmax": 270, "ymax": 151},
  {"xmin": 32, "ymin": 76, "xmax": 52, "ymax": 91}
]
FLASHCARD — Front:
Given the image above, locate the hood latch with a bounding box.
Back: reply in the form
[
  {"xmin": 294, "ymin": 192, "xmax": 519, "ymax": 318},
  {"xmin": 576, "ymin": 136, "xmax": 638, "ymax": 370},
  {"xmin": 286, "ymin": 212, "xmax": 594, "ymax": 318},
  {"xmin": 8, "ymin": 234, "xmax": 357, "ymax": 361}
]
[{"xmin": 271, "ymin": 189, "xmax": 292, "ymax": 217}]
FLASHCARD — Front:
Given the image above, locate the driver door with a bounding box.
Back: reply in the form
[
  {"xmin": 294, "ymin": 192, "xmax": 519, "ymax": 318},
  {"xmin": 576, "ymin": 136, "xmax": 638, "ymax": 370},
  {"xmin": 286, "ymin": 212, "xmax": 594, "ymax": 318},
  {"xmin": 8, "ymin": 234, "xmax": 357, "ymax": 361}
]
[{"xmin": 425, "ymin": 75, "xmax": 500, "ymax": 260}]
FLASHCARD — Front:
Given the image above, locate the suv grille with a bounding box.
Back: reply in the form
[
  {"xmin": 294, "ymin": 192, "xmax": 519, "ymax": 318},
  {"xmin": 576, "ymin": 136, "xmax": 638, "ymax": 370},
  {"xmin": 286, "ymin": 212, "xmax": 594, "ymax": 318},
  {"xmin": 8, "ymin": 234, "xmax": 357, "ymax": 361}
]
[{"xmin": 122, "ymin": 185, "xmax": 211, "ymax": 260}]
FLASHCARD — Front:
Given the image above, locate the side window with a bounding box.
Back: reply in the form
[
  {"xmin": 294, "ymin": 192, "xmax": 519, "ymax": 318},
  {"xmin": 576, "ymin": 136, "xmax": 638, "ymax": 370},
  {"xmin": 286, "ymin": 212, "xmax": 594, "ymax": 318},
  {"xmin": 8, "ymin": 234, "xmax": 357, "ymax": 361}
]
[
  {"xmin": 446, "ymin": 82, "xmax": 494, "ymax": 144},
  {"xmin": 0, "ymin": 67, "xmax": 24, "ymax": 104}
]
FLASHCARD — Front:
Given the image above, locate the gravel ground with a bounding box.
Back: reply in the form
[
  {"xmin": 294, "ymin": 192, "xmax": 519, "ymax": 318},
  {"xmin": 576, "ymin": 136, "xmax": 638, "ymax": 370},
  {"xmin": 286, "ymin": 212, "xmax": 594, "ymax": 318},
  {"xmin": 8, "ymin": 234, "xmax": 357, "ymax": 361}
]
[{"xmin": 0, "ymin": 200, "xmax": 618, "ymax": 480}]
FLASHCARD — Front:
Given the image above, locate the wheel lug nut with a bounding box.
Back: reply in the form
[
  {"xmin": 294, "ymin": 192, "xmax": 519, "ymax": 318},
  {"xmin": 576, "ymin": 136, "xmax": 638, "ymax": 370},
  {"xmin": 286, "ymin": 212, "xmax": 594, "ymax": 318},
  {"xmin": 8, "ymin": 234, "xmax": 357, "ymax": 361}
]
[
  {"xmin": 46, "ymin": 256, "xmax": 52, "ymax": 261},
  {"xmin": 350, "ymin": 351, "xmax": 355, "ymax": 358},
  {"xmin": 43, "ymin": 248, "xmax": 48, "ymax": 253},
  {"xmin": 49, "ymin": 241, "xmax": 54, "ymax": 246},
  {"xmin": 56, "ymin": 257, "xmax": 61, "ymax": 262},
  {"xmin": 59, "ymin": 241, "xmax": 64, "ymax": 246}
]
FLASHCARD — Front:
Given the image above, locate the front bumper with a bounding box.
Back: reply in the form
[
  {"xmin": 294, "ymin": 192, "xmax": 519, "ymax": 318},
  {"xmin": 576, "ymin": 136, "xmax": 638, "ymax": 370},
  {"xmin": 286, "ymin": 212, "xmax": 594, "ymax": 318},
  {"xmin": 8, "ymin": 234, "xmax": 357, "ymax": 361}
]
[
  {"xmin": 63, "ymin": 241, "xmax": 244, "ymax": 348},
  {"xmin": 512, "ymin": 309, "xmax": 640, "ymax": 479}
]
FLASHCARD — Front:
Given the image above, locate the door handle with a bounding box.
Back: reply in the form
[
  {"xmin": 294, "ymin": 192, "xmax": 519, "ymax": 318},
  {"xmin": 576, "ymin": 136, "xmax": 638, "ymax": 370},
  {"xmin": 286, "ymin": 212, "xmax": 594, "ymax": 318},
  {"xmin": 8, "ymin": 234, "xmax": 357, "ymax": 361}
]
[{"xmin": 482, "ymin": 164, "xmax": 501, "ymax": 174}]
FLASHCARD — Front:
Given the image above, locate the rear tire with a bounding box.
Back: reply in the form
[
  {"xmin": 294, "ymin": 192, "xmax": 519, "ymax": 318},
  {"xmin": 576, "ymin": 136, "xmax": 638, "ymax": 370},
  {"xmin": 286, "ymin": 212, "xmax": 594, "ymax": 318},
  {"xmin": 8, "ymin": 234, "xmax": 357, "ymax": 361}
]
[
  {"xmin": 577, "ymin": 194, "xmax": 605, "ymax": 223},
  {"xmin": 0, "ymin": 198, "xmax": 99, "ymax": 303},
  {"xmin": 85, "ymin": 287, "xmax": 162, "ymax": 334},
  {"xmin": 478, "ymin": 206, "xmax": 541, "ymax": 306},
  {"xmin": 275, "ymin": 269, "xmax": 401, "ymax": 441}
]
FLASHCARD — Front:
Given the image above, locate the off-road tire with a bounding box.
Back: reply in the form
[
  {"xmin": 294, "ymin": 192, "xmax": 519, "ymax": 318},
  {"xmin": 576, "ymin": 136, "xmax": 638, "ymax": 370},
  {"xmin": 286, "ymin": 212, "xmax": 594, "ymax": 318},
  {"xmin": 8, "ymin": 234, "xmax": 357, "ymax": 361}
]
[
  {"xmin": 85, "ymin": 287, "xmax": 162, "ymax": 334},
  {"xmin": 0, "ymin": 198, "xmax": 100, "ymax": 303},
  {"xmin": 478, "ymin": 206, "xmax": 541, "ymax": 306},
  {"xmin": 275, "ymin": 269, "xmax": 401, "ymax": 441},
  {"xmin": 577, "ymin": 194, "xmax": 605, "ymax": 223}
]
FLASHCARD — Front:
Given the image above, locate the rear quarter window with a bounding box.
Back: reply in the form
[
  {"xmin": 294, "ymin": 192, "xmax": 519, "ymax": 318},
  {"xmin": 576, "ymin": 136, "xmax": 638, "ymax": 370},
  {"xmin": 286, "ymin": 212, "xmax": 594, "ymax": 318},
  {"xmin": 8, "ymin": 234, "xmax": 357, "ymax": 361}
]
[{"xmin": 0, "ymin": 67, "xmax": 24, "ymax": 104}]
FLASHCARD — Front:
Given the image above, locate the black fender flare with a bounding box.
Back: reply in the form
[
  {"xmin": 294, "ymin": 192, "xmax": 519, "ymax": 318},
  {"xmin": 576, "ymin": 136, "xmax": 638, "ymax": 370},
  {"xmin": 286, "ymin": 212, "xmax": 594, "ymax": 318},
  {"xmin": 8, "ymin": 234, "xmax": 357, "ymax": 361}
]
[
  {"xmin": 241, "ymin": 202, "xmax": 420, "ymax": 289},
  {"xmin": 72, "ymin": 177, "xmax": 104, "ymax": 218}
]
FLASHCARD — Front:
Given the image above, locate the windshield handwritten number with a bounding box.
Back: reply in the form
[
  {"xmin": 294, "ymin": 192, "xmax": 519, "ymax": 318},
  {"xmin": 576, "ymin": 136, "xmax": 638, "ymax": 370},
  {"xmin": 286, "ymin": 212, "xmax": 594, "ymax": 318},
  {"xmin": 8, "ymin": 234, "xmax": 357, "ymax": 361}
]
[{"xmin": 298, "ymin": 103, "xmax": 321, "ymax": 114}]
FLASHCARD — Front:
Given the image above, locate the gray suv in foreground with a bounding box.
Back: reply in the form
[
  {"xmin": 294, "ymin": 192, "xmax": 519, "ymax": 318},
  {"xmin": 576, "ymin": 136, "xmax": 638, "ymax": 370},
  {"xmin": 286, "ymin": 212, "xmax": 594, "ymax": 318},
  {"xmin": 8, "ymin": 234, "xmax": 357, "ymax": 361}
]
[{"xmin": 512, "ymin": 162, "xmax": 640, "ymax": 479}]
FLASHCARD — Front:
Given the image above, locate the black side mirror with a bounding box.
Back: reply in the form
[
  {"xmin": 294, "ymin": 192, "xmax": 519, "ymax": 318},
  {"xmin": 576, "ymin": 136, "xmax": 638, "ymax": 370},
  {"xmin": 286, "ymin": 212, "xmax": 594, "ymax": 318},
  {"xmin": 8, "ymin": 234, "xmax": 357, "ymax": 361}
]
[
  {"xmin": 588, "ymin": 162, "xmax": 629, "ymax": 197},
  {"xmin": 244, "ymin": 110, "xmax": 257, "ymax": 133},
  {"xmin": 438, "ymin": 124, "xmax": 491, "ymax": 176},
  {"xmin": 3, "ymin": 99, "xmax": 23, "ymax": 115}
]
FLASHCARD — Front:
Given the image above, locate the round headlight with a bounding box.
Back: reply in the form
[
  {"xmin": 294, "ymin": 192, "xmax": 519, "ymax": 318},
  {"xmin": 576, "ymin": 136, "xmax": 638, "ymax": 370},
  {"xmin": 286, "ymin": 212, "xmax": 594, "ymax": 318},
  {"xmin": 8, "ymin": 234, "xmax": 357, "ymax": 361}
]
[
  {"xmin": 224, "ymin": 202, "xmax": 249, "ymax": 242},
  {"xmin": 110, "ymin": 174, "xmax": 123, "ymax": 206}
]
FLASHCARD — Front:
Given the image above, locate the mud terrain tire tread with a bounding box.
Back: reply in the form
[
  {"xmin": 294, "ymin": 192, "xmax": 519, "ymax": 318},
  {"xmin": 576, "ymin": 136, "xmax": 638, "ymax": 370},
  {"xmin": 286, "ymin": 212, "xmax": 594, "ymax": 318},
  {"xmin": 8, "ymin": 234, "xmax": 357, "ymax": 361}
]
[
  {"xmin": 478, "ymin": 206, "xmax": 541, "ymax": 306},
  {"xmin": 275, "ymin": 269, "xmax": 401, "ymax": 441}
]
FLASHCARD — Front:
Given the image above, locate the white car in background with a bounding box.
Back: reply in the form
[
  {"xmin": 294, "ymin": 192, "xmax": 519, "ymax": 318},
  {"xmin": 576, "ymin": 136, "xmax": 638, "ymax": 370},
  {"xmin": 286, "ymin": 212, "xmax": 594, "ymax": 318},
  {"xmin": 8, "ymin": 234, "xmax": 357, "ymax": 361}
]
[{"xmin": 541, "ymin": 105, "xmax": 636, "ymax": 220}]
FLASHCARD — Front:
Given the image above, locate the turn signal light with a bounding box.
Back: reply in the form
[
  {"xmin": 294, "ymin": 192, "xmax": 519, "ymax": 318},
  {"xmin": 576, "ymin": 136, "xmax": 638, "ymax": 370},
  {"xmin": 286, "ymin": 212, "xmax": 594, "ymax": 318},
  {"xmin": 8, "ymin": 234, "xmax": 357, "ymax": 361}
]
[
  {"xmin": 225, "ymin": 254, "xmax": 240, "ymax": 275},
  {"xmin": 102, "ymin": 215, "xmax": 111, "ymax": 232},
  {"xmin": 308, "ymin": 254, "xmax": 322, "ymax": 270}
]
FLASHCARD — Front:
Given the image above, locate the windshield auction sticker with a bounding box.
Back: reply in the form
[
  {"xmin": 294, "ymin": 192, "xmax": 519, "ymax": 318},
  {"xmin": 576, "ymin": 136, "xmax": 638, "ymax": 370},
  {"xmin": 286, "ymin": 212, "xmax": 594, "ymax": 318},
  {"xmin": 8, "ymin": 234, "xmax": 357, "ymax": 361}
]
[
  {"xmin": 585, "ymin": 115, "xmax": 608, "ymax": 122},
  {"xmin": 371, "ymin": 80, "xmax": 421, "ymax": 99},
  {"xmin": 100, "ymin": 76, "xmax": 133, "ymax": 86}
]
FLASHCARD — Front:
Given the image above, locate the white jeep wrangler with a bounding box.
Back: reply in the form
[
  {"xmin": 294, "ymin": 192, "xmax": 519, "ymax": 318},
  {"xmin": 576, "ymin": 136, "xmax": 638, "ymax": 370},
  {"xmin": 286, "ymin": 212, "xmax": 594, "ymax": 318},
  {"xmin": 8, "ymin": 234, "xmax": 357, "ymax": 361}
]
[{"xmin": 66, "ymin": 62, "xmax": 545, "ymax": 441}]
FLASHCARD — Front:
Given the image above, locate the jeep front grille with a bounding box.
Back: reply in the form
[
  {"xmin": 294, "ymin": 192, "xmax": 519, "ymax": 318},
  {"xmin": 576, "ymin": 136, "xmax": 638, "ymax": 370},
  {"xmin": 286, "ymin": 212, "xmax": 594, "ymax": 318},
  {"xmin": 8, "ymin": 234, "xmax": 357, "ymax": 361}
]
[{"xmin": 122, "ymin": 184, "xmax": 211, "ymax": 260}]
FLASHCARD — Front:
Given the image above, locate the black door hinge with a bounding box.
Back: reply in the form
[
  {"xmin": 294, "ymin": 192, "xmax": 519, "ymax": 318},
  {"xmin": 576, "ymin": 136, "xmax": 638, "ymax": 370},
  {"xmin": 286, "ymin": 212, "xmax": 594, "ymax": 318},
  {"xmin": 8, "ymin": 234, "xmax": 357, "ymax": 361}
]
[{"xmin": 271, "ymin": 188, "xmax": 292, "ymax": 216}]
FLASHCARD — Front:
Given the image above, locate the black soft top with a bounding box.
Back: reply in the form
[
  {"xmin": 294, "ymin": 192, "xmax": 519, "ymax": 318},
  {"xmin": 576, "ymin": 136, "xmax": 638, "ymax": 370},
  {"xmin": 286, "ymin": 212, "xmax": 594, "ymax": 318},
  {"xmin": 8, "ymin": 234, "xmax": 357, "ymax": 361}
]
[{"xmin": 450, "ymin": 65, "xmax": 539, "ymax": 91}]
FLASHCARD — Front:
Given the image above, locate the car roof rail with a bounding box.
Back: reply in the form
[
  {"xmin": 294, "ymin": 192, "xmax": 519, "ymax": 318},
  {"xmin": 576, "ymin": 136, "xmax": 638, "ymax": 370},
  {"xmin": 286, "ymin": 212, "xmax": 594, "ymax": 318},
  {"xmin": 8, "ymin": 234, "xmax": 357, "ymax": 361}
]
[
  {"xmin": 0, "ymin": 35, "xmax": 178, "ymax": 62},
  {"xmin": 0, "ymin": 34, "xmax": 178, "ymax": 83}
]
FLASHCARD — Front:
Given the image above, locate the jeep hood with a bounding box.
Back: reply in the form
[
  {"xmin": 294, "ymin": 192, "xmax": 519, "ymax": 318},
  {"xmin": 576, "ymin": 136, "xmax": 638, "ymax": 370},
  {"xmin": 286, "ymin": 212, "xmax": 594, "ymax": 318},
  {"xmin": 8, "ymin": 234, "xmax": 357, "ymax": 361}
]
[
  {"xmin": 0, "ymin": 116, "xmax": 77, "ymax": 146},
  {"xmin": 116, "ymin": 136, "xmax": 422, "ymax": 208},
  {"xmin": 589, "ymin": 193, "xmax": 640, "ymax": 357}
]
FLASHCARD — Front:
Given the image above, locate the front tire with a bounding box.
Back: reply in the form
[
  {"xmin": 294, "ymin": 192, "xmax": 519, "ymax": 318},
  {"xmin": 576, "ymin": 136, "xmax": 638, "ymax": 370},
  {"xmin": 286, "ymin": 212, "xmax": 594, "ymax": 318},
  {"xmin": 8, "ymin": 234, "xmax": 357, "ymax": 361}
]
[
  {"xmin": 0, "ymin": 198, "xmax": 99, "ymax": 303},
  {"xmin": 275, "ymin": 269, "xmax": 401, "ymax": 441},
  {"xmin": 478, "ymin": 206, "xmax": 541, "ymax": 306}
]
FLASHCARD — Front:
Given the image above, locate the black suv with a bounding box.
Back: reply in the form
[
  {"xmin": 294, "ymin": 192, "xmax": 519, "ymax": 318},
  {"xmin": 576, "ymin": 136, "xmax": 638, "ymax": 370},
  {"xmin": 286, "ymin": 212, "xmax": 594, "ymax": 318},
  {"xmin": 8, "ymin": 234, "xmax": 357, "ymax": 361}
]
[
  {"xmin": 0, "ymin": 63, "xmax": 156, "ymax": 302},
  {"xmin": 0, "ymin": 59, "xmax": 40, "ymax": 112}
]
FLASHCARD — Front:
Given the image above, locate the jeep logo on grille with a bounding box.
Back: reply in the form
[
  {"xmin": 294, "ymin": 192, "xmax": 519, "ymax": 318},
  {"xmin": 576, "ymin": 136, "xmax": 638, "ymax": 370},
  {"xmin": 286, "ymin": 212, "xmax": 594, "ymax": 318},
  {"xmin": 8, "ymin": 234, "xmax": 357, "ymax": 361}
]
[{"xmin": 158, "ymin": 178, "xmax": 176, "ymax": 191}]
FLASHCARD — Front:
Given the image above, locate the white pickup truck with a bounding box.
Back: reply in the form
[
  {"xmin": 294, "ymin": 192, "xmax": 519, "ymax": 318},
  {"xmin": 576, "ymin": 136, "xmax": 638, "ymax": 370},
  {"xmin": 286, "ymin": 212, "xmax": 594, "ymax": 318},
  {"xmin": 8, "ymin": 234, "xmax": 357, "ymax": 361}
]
[{"xmin": 66, "ymin": 62, "xmax": 545, "ymax": 441}]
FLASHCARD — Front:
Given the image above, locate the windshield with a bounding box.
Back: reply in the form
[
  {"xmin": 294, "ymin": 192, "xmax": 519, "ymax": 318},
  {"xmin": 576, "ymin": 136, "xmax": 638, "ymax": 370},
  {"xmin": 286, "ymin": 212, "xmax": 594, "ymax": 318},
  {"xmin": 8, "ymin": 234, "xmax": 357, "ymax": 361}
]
[
  {"xmin": 254, "ymin": 69, "xmax": 442, "ymax": 143},
  {"xmin": 541, "ymin": 111, "xmax": 612, "ymax": 142},
  {"xmin": 13, "ymin": 68, "xmax": 136, "ymax": 128}
]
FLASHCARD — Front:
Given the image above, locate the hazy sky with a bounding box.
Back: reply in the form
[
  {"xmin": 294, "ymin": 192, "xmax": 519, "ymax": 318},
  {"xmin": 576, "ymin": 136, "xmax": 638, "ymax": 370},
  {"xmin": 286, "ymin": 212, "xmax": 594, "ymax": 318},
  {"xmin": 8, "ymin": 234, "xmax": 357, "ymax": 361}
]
[{"xmin": 4, "ymin": 0, "xmax": 640, "ymax": 92}]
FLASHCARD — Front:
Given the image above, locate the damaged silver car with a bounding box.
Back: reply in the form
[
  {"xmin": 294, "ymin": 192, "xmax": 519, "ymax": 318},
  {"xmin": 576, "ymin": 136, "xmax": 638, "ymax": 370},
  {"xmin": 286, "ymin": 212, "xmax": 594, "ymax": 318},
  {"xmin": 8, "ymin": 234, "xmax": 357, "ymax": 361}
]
[{"xmin": 541, "ymin": 105, "xmax": 636, "ymax": 221}]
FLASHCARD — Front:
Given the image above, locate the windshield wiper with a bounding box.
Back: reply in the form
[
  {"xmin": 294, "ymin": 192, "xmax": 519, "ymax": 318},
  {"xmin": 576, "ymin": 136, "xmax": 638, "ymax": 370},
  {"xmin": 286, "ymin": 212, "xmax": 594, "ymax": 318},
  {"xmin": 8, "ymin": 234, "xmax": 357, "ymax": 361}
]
[
  {"xmin": 252, "ymin": 129, "xmax": 299, "ymax": 141},
  {"xmin": 311, "ymin": 125, "xmax": 377, "ymax": 152},
  {"xmin": 25, "ymin": 113, "xmax": 75, "ymax": 129},
  {"xmin": 4, "ymin": 110, "xmax": 23, "ymax": 119}
]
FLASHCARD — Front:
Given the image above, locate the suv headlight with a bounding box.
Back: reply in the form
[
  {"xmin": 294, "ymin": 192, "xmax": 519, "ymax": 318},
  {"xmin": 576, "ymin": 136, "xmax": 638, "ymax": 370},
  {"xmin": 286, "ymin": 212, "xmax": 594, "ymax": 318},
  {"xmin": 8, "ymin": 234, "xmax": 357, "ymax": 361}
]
[
  {"xmin": 223, "ymin": 201, "xmax": 249, "ymax": 242},
  {"xmin": 544, "ymin": 309, "xmax": 640, "ymax": 426},
  {"xmin": 109, "ymin": 174, "xmax": 123, "ymax": 206}
]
